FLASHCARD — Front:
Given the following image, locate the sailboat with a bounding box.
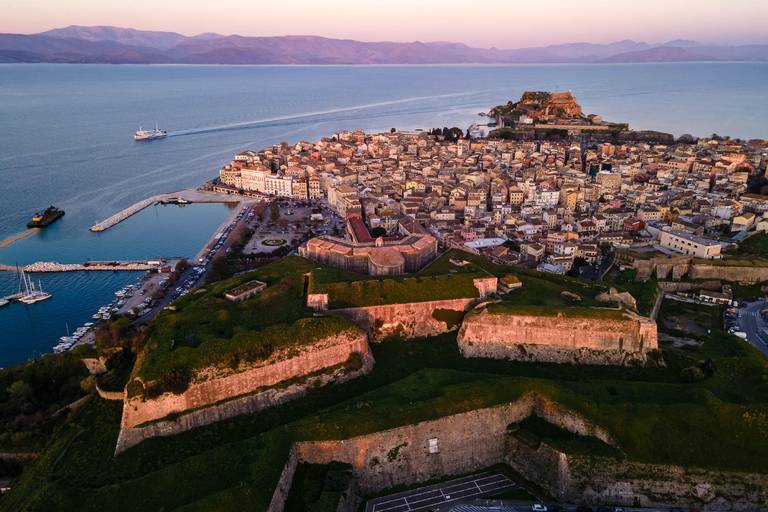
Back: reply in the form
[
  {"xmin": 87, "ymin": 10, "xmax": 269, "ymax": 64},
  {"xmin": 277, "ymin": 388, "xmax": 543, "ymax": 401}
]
[
  {"xmin": 19, "ymin": 270, "xmax": 52, "ymax": 305},
  {"xmin": 55, "ymin": 323, "xmax": 73, "ymax": 353}
]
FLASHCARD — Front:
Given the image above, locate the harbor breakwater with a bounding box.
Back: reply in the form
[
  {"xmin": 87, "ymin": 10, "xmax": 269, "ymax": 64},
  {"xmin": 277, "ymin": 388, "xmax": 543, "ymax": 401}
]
[
  {"xmin": 0, "ymin": 261, "xmax": 153, "ymax": 273},
  {"xmin": 89, "ymin": 189, "xmax": 243, "ymax": 232},
  {"xmin": 0, "ymin": 228, "xmax": 40, "ymax": 250},
  {"xmin": 90, "ymin": 195, "xmax": 165, "ymax": 232}
]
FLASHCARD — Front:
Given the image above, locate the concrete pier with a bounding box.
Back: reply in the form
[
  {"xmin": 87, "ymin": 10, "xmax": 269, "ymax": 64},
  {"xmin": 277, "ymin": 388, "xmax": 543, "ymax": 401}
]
[
  {"xmin": 89, "ymin": 188, "xmax": 242, "ymax": 232},
  {"xmin": 90, "ymin": 195, "xmax": 164, "ymax": 232}
]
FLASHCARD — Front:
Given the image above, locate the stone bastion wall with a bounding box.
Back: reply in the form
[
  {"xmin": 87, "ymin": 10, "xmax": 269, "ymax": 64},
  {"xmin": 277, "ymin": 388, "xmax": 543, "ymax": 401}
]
[
  {"xmin": 121, "ymin": 329, "xmax": 372, "ymax": 429},
  {"xmin": 330, "ymin": 277, "xmax": 498, "ymax": 342},
  {"xmin": 269, "ymin": 394, "xmax": 768, "ymax": 511},
  {"xmin": 290, "ymin": 393, "xmax": 609, "ymax": 494},
  {"xmin": 456, "ymin": 309, "xmax": 658, "ymax": 366},
  {"xmin": 623, "ymin": 254, "xmax": 768, "ymax": 283}
]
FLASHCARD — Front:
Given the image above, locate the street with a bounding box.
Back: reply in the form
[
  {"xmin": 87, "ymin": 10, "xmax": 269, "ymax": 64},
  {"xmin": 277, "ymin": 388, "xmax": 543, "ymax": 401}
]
[{"xmin": 737, "ymin": 300, "xmax": 768, "ymax": 358}]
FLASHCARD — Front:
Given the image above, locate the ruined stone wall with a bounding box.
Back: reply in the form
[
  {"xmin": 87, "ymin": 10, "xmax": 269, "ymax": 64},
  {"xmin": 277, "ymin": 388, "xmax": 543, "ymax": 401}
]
[
  {"xmin": 122, "ymin": 330, "xmax": 371, "ymax": 428},
  {"xmin": 457, "ymin": 309, "xmax": 658, "ymax": 366},
  {"xmin": 334, "ymin": 298, "xmax": 476, "ymax": 341}
]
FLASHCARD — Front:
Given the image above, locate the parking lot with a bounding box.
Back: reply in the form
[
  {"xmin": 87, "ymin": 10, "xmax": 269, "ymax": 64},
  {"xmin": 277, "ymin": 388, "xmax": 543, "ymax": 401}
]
[{"xmin": 366, "ymin": 471, "xmax": 519, "ymax": 512}]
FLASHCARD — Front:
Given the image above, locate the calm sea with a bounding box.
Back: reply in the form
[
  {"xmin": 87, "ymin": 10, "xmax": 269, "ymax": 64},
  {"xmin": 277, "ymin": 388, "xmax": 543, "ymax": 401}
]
[{"xmin": 0, "ymin": 63, "xmax": 766, "ymax": 366}]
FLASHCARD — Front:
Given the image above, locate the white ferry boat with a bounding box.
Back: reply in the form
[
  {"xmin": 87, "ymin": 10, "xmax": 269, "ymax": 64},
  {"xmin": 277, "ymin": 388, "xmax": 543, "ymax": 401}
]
[{"xmin": 134, "ymin": 124, "xmax": 167, "ymax": 141}]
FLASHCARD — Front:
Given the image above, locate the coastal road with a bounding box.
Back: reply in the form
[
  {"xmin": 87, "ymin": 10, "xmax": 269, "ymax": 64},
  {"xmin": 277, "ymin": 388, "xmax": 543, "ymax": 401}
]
[
  {"xmin": 737, "ymin": 300, "xmax": 768, "ymax": 358},
  {"xmin": 134, "ymin": 204, "xmax": 253, "ymax": 324}
]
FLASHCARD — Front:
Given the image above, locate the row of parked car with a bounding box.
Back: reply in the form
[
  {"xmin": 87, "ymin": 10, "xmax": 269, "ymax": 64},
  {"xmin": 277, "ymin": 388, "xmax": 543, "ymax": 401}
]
[{"xmin": 170, "ymin": 267, "xmax": 205, "ymax": 300}]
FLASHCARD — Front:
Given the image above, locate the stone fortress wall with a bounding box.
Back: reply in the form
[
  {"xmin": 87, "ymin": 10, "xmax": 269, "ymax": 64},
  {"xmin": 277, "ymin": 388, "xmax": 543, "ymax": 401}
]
[
  {"xmin": 457, "ymin": 308, "xmax": 658, "ymax": 366},
  {"xmin": 268, "ymin": 393, "xmax": 768, "ymax": 511},
  {"xmin": 618, "ymin": 252, "xmax": 768, "ymax": 283},
  {"xmin": 122, "ymin": 329, "xmax": 372, "ymax": 428},
  {"xmin": 331, "ymin": 277, "xmax": 498, "ymax": 341}
]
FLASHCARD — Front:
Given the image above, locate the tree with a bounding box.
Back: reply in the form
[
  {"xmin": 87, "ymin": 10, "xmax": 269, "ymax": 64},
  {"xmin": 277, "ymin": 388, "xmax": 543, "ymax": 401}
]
[
  {"xmin": 681, "ymin": 366, "xmax": 705, "ymax": 383},
  {"xmin": 175, "ymin": 258, "xmax": 188, "ymax": 273},
  {"xmin": 270, "ymin": 200, "xmax": 280, "ymax": 223},
  {"xmin": 390, "ymin": 128, "xmax": 396, "ymax": 133},
  {"xmin": 573, "ymin": 257, "xmax": 589, "ymax": 268},
  {"xmin": 371, "ymin": 227, "xmax": 387, "ymax": 237}
]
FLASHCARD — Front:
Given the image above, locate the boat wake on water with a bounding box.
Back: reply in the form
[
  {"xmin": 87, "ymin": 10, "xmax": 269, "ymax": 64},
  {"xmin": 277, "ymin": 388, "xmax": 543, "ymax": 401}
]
[{"xmin": 165, "ymin": 89, "xmax": 502, "ymax": 138}]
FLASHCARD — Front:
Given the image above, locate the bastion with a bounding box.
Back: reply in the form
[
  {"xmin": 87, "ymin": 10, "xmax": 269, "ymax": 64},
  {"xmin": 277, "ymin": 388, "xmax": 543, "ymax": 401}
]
[
  {"xmin": 122, "ymin": 326, "xmax": 372, "ymax": 430},
  {"xmin": 312, "ymin": 275, "xmax": 499, "ymax": 341},
  {"xmin": 457, "ymin": 305, "xmax": 658, "ymax": 366}
]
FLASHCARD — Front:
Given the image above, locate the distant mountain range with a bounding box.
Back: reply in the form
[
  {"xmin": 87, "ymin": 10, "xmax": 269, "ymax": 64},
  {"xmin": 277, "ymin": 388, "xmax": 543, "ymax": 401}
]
[{"xmin": 1, "ymin": 26, "xmax": 767, "ymax": 64}]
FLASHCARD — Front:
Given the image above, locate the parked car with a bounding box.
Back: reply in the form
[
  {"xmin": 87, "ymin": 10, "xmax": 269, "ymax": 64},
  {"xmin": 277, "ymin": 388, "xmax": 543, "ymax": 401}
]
[{"xmin": 532, "ymin": 505, "xmax": 547, "ymax": 512}]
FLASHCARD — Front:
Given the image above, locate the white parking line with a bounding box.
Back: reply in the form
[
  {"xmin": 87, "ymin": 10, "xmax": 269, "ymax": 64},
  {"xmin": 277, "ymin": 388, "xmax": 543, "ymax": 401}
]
[{"xmin": 370, "ymin": 472, "xmax": 516, "ymax": 512}]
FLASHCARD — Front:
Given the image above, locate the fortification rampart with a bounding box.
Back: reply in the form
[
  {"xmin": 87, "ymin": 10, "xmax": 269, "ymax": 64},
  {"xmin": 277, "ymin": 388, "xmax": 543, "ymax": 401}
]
[
  {"xmin": 122, "ymin": 330, "xmax": 371, "ymax": 428},
  {"xmin": 292, "ymin": 393, "xmax": 602, "ymax": 493},
  {"xmin": 331, "ymin": 277, "xmax": 497, "ymax": 341},
  {"xmin": 115, "ymin": 359, "xmax": 371, "ymax": 454},
  {"xmin": 271, "ymin": 394, "xmax": 768, "ymax": 511},
  {"xmin": 456, "ymin": 309, "xmax": 658, "ymax": 366},
  {"xmin": 619, "ymin": 252, "xmax": 768, "ymax": 283}
]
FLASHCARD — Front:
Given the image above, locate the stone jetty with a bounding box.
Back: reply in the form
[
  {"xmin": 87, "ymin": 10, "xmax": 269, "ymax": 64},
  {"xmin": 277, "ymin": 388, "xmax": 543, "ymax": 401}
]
[
  {"xmin": 90, "ymin": 195, "xmax": 165, "ymax": 232},
  {"xmin": 0, "ymin": 261, "xmax": 153, "ymax": 273},
  {"xmin": 0, "ymin": 228, "xmax": 41, "ymax": 249}
]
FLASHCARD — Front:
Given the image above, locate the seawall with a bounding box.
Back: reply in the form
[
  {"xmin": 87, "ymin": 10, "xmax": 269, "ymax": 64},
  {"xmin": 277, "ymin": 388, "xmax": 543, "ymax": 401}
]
[
  {"xmin": 122, "ymin": 329, "xmax": 371, "ymax": 428},
  {"xmin": 457, "ymin": 309, "xmax": 658, "ymax": 366}
]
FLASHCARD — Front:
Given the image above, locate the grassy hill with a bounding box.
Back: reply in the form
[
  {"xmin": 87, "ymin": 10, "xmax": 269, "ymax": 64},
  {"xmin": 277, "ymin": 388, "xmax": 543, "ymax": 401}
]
[{"xmin": 4, "ymin": 256, "xmax": 768, "ymax": 511}]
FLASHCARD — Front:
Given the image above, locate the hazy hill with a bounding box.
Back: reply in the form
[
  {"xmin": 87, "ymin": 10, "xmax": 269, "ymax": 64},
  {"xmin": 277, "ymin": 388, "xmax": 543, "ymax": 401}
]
[
  {"xmin": 599, "ymin": 46, "xmax": 718, "ymax": 63},
  {"xmin": 0, "ymin": 26, "xmax": 765, "ymax": 64},
  {"xmin": 39, "ymin": 25, "xmax": 223, "ymax": 49}
]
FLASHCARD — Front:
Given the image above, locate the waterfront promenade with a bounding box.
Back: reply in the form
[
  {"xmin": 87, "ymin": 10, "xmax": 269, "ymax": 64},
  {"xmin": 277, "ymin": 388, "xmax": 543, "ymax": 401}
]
[{"xmin": 89, "ymin": 188, "xmax": 241, "ymax": 232}]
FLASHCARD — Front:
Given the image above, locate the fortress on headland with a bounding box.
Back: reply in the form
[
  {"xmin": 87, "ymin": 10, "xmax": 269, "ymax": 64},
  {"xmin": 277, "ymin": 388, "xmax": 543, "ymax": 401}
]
[{"xmin": 300, "ymin": 214, "xmax": 438, "ymax": 275}]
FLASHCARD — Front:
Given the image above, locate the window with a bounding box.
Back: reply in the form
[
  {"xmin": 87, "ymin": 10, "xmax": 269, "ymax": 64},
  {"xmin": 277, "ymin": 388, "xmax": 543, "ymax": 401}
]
[{"xmin": 428, "ymin": 438, "xmax": 439, "ymax": 453}]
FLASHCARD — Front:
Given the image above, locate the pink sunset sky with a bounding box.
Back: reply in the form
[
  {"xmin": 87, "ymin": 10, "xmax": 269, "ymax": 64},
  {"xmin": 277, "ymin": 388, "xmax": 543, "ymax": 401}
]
[{"xmin": 3, "ymin": 0, "xmax": 768, "ymax": 47}]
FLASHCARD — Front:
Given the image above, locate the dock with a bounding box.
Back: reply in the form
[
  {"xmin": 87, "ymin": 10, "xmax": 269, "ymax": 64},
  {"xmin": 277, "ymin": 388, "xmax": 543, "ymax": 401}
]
[{"xmin": 89, "ymin": 188, "xmax": 242, "ymax": 232}]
